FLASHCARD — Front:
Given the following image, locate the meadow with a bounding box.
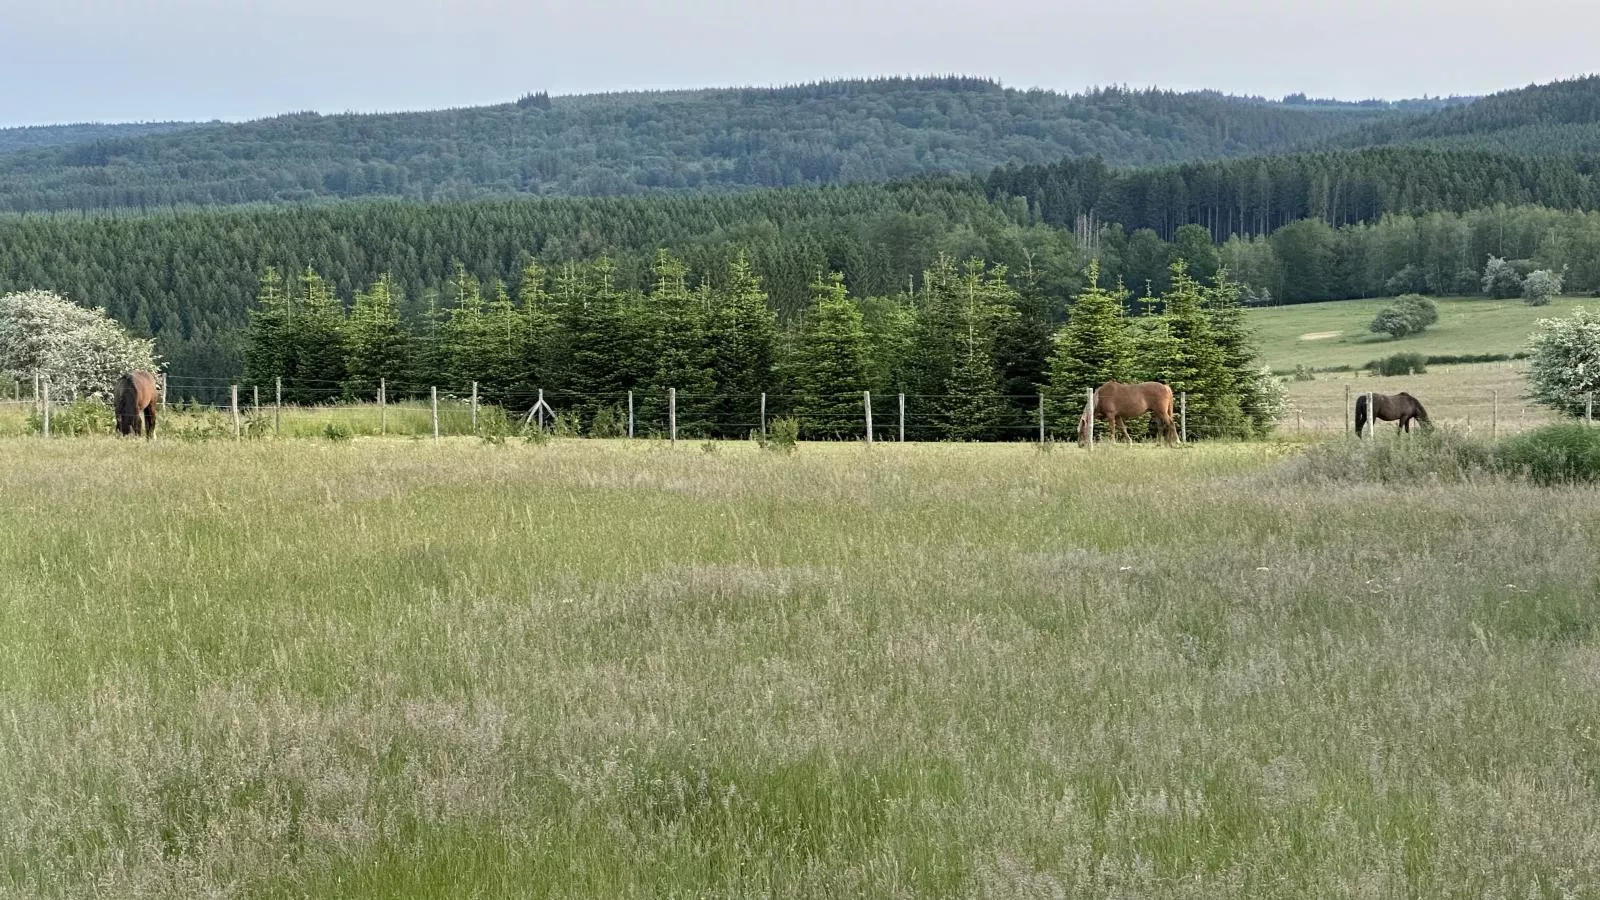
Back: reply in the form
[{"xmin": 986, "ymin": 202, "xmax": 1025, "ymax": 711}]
[
  {"xmin": 4, "ymin": 436, "xmax": 1600, "ymax": 898},
  {"xmin": 1246, "ymin": 295, "xmax": 1591, "ymax": 371}
]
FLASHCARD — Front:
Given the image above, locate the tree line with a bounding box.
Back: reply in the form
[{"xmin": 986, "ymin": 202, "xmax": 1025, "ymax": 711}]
[
  {"xmin": 243, "ymin": 252, "xmax": 1276, "ymax": 442},
  {"xmin": 987, "ymin": 147, "xmax": 1600, "ymax": 241}
]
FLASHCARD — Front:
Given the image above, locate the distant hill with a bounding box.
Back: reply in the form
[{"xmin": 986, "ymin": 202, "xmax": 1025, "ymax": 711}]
[
  {"xmin": 1329, "ymin": 74, "xmax": 1600, "ymax": 155},
  {"xmin": 0, "ymin": 121, "xmax": 201, "ymax": 155},
  {"xmin": 0, "ymin": 77, "xmax": 1407, "ymax": 212}
]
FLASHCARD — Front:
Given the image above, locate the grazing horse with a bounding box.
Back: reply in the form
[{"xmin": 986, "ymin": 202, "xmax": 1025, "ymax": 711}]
[
  {"xmin": 1079, "ymin": 380, "xmax": 1179, "ymax": 446},
  {"xmin": 1355, "ymin": 391, "xmax": 1430, "ymax": 437},
  {"xmin": 113, "ymin": 371, "xmax": 159, "ymax": 438}
]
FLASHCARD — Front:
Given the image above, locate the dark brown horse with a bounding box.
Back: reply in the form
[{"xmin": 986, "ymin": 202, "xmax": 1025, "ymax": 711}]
[
  {"xmin": 1355, "ymin": 391, "xmax": 1430, "ymax": 437},
  {"xmin": 114, "ymin": 371, "xmax": 158, "ymax": 438},
  {"xmin": 1079, "ymin": 380, "xmax": 1179, "ymax": 446}
]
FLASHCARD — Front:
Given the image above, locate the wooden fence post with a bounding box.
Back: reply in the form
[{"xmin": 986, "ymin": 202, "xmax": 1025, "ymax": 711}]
[
  {"xmin": 41, "ymin": 380, "xmax": 49, "ymax": 437},
  {"xmin": 1180, "ymin": 392, "xmax": 1188, "ymax": 443},
  {"xmin": 379, "ymin": 378, "xmax": 386, "ymax": 436},
  {"xmin": 1588, "ymin": 393, "xmax": 1594, "ymax": 426},
  {"xmin": 628, "ymin": 390, "xmax": 635, "ymax": 438},
  {"xmin": 431, "ymin": 386, "xmax": 439, "ymax": 442},
  {"xmin": 1038, "ymin": 393, "xmax": 1046, "ymax": 444},
  {"xmin": 669, "ymin": 388, "xmax": 677, "ymax": 445},
  {"xmin": 161, "ymin": 373, "xmax": 169, "ymax": 410},
  {"xmin": 759, "ymin": 392, "xmax": 767, "ymax": 440},
  {"xmin": 898, "ymin": 393, "xmax": 906, "ymax": 442},
  {"xmin": 1085, "ymin": 387, "xmax": 1095, "ymax": 449},
  {"xmin": 536, "ymin": 388, "xmax": 546, "ymax": 432},
  {"xmin": 231, "ymin": 385, "xmax": 240, "ymax": 439},
  {"xmin": 253, "ymin": 385, "xmax": 260, "ymax": 416},
  {"xmin": 863, "ymin": 391, "xmax": 873, "ymax": 446},
  {"xmin": 274, "ymin": 376, "xmax": 282, "ymax": 437},
  {"xmin": 32, "ymin": 371, "xmax": 39, "ymax": 415},
  {"xmin": 1367, "ymin": 391, "xmax": 1375, "ymax": 441},
  {"xmin": 470, "ymin": 381, "xmax": 478, "ymax": 433}
]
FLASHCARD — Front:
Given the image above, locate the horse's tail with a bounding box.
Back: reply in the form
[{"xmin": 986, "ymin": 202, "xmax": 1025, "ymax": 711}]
[{"xmin": 1354, "ymin": 393, "xmax": 1368, "ymax": 437}]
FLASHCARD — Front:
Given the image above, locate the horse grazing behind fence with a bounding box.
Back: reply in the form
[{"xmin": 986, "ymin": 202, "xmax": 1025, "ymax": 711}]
[
  {"xmin": 1079, "ymin": 380, "xmax": 1179, "ymax": 446},
  {"xmin": 114, "ymin": 371, "xmax": 158, "ymax": 438},
  {"xmin": 1355, "ymin": 391, "xmax": 1430, "ymax": 437}
]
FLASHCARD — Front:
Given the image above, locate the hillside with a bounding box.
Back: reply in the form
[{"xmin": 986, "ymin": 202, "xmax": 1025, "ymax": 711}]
[
  {"xmin": 0, "ymin": 121, "xmax": 201, "ymax": 155},
  {"xmin": 1248, "ymin": 296, "xmax": 1590, "ymax": 371},
  {"xmin": 0, "ymin": 77, "xmax": 1405, "ymax": 212},
  {"xmin": 1329, "ymin": 74, "xmax": 1600, "ymax": 155}
]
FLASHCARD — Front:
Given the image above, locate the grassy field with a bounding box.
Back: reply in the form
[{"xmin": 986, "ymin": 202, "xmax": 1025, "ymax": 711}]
[
  {"xmin": 4, "ymin": 438, "xmax": 1600, "ymax": 898},
  {"xmin": 1280, "ymin": 362, "xmax": 1558, "ymax": 436},
  {"xmin": 1247, "ymin": 295, "xmax": 1592, "ymax": 371}
]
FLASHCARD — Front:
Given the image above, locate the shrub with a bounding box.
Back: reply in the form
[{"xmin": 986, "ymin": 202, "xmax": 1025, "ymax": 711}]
[
  {"xmin": 1523, "ymin": 268, "xmax": 1565, "ymax": 307},
  {"xmin": 477, "ymin": 405, "xmax": 511, "ymax": 445},
  {"xmin": 589, "ymin": 404, "xmax": 627, "ymax": 438},
  {"xmin": 1525, "ymin": 307, "xmax": 1600, "ymax": 417},
  {"xmin": 1494, "ymin": 425, "xmax": 1600, "ymax": 486},
  {"xmin": 760, "ymin": 417, "xmax": 799, "ymax": 454},
  {"xmin": 321, "ymin": 422, "xmax": 353, "ymax": 442},
  {"xmin": 1482, "ymin": 255, "xmax": 1525, "ymax": 299},
  {"xmin": 1367, "ymin": 352, "xmax": 1429, "ymax": 377},
  {"xmin": 1370, "ymin": 294, "xmax": 1438, "ymax": 339},
  {"xmin": 0, "ymin": 289, "xmax": 160, "ymax": 401}
]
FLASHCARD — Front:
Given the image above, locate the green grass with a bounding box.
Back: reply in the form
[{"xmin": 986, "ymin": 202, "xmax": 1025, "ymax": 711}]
[
  {"xmin": 1247, "ymin": 294, "xmax": 1592, "ymax": 371},
  {"xmin": 4, "ymin": 438, "xmax": 1600, "ymax": 898}
]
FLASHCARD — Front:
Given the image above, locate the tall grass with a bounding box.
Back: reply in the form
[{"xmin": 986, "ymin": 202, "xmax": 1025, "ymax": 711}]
[{"xmin": 2, "ymin": 439, "xmax": 1600, "ymax": 897}]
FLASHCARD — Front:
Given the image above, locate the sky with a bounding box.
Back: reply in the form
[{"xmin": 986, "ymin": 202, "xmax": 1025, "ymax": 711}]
[{"xmin": 4, "ymin": 0, "xmax": 1598, "ymax": 127}]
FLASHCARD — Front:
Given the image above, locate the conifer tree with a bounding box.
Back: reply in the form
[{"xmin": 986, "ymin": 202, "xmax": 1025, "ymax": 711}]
[
  {"xmin": 517, "ymin": 260, "xmax": 558, "ymax": 395},
  {"xmin": 438, "ymin": 263, "xmax": 489, "ymax": 391},
  {"xmin": 243, "ymin": 266, "xmax": 294, "ymax": 390},
  {"xmin": 290, "ymin": 267, "xmax": 348, "ymax": 403},
  {"xmin": 708, "ymin": 253, "xmax": 778, "ymax": 437},
  {"xmin": 1044, "ymin": 260, "xmax": 1133, "ymax": 433},
  {"xmin": 343, "ymin": 272, "xmax": 410, "ymax": 399},
  {"xmin": 637, "ymin": 251, "xmax": 716, "ymax": 435},
  {"xmin": 1204, "ymin": 268, "xmax": 1272, "ymax": 434},
  {"xmin": 790, "ymin": 271, "xmax": 868, "ymax": 439},
  {"xmin": 1158, "ymin": 260, "xmax": 1237, "ymax": 437}
]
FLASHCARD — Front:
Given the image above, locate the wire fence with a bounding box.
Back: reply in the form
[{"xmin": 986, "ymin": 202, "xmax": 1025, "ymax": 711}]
[{"xmin": 4, "ymin": 370, "xmax": 1594, "ymax": 442}]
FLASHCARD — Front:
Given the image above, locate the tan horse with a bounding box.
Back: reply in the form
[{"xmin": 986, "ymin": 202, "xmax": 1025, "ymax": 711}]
[
  {"xmin": 114, "ymin": 371, "xmax": 159, "ymax": 438},
  {"xmin": 1078, "ymin": 380, "xmax": 1179, "ymax": 445}
]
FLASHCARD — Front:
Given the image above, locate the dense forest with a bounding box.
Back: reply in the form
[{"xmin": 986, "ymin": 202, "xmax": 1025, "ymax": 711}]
[{"xmin": 0, "ymin": 78, "xmax": 1409, "ymax": 212}]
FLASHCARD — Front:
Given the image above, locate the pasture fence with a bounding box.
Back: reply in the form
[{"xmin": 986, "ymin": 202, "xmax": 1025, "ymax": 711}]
[{"xmin": 4, "ymin": 371, "xmax": 1594, "ymax": 444}]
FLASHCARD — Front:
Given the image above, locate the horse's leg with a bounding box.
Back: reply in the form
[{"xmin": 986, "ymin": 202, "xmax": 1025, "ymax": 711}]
[{"xmin": 144, "ymin": 402, "xmax": 156, "ymax": 439}]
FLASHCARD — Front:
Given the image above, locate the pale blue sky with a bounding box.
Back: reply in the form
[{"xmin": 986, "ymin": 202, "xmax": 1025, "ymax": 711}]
[{"xmin": 4, "ymin": 0, "xmax": 1596, "ymax": 126}]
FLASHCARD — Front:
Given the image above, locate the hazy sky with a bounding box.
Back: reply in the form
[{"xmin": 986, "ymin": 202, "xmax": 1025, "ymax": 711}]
[{"xmin": 4, "ymin": 0, "xmax": 1597, "ymax": 126}]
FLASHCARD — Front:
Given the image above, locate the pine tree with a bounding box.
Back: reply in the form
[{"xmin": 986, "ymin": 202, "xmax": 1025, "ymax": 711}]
[
  {"xmin": 637, "ymin": 251, "xmax": 717, "ymax": 436},
  {"xmin": 438, "ymin": 263, "xmax": 489, "ymax": 391},
  {"xmin": 1204, "ymin": 268, "xmax": 1271, "ymax": 435},
  {"xmin": 290, "ymin": 267, "xmax": 348, "ymax": 404},
  {"xmin": 1044, "ymin": 260, "xmax": 1134, "ymax": 433},
  {"xmin": 708, "ymin": 253, "xmax": 778, "ymax": 437},
  {"xmin": 516, "ymin": 260, "xmax": 558, "ymax": 395},
  {"xmin": 481, "ymin": 281, "xmax": 529, "ymax": 404},
  {"xmin": 789, "ymin": 271, "xmax": 868, "ymax": 439},
  {"xmin": 343, "ymin": 272, "xmax": 410, "ymax": 400},
  {"xmin": 243, "ymin": 266, "xmax": 294, "ymax": 390},
  {"xmin": 1158, "ymin": 260, "xmax": 1236, "ymax": 438}
]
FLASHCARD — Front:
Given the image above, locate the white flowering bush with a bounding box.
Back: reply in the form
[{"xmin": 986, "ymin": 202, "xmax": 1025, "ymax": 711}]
[
  {"xmin": 0, "ymin": 289, "xmax": 159, "ymax": 401},
  {"xmin": 1526, "ymin": 307, "xmax": 1600, "ymax": 417}
]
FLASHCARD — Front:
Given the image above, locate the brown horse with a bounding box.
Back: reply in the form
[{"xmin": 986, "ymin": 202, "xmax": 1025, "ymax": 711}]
[
  {"xmin": 114, "ymin": 371, "xmax": 158, "ymax": 438},
  {"xmin": 1079, "ymin": 380, "xmax": 1179, "ymax": 445},
  {"xmin": 1355, "ymin": 391, "xmax": 1430, "ymax": 437}
]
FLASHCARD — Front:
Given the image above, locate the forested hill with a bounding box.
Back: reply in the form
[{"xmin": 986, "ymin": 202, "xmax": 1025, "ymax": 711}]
[
  {"xmin": 0, "ymin": 77, "xmax": 1407, "ymax": 212},
  {"xmin": 1327, "ymin": 74, "xmax": 1600, "ymax": 155},
  {"xmin": 0, "ymin": 122, "xmax": 200, "ymax": 155}
]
